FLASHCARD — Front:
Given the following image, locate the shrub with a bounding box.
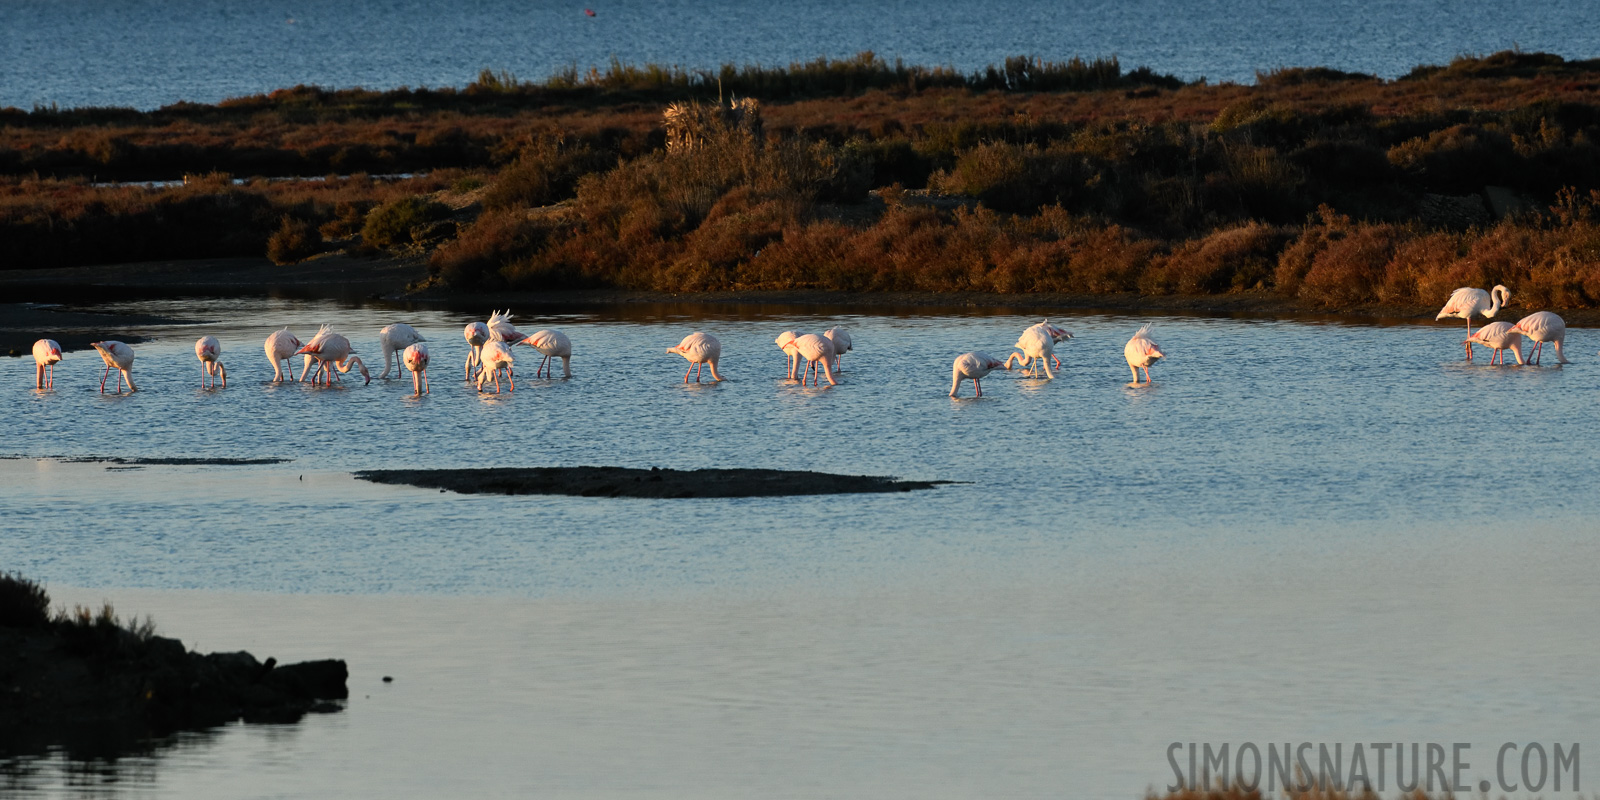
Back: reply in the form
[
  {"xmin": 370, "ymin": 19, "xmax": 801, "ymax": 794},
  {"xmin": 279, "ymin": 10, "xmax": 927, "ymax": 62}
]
[
  {"xmin": 266, "ymin": 215, "xmax": 322, "ymax": 264},
  {"xmin": 0, "ymin": 571, "xmax": 50, "ymax": 628},
  {"xmin": 481, "ymin": 138, "xmax": 612, "ymax": 210},
  {"xmin": 430, "ymin": 209, "xmax": 549, "ymax": 287},
  {"xmin": 361, "ymin": 196, "xmax": 452, "ymax": 248}
]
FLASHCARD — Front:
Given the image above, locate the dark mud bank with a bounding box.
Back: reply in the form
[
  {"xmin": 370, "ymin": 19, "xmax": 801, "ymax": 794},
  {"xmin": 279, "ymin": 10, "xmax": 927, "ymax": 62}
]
[
  {"xmin": 0, "ymin": 625, "xmax": 347, "ymax": 756},
  {"xmin": 356, "ymin": 466, "xmax": 956, "ymax": 498}
]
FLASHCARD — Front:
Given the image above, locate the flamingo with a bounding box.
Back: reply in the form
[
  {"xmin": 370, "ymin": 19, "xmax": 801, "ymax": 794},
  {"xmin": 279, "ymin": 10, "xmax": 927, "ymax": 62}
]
[
  {"xmin": 31, "ymin": 339, "xmax": 62, "ymax": 389},
  {"xmin": 1437, "ymin": 285, "xmax": 1510, "ymax": 360},
  {"xmin": 402, "ymin": 342, "xmax": 430, "ymax": 395},
  {"xmin": 822, "ymin": 326, "xmax": 852, "ymax": 372},
  {"xmin": 950, "ymin": 351, "xmax": 1005, "ymax": 398},
  {"xmin": 295, "ymin": 326, "xmax": 370, "ymax": 385},
  {"xmin": 775, "ymin": 331, "xmax": 803, "ymax": 379},
  {"xmin": 264, "ymin": 327, "xmax": 304, "ymax": 383},
  {"xmin": 1464, "ymin": 321, "xmax": 1524, "ymax": 365},
  {"xmin": 1035, "ymin": 319, "xmax": 1073, "ymax": 369},
  {"xmin": 1124, "ymin": 324, "xmax": 1164, "ymax": 385},
  {"xmin": 1511, "ymin": 311, "xmax": 1571, "ymax": 365},
  {"xmin": 666, "ymin": 332, "xmax": 723, "ymax": 383},
  {"xmin": 487, "ymin": 310, "xmax": 529, "ymax": 346},
  {"xmin": 194, "ymin": 335, "xmax": 227, "ymax": 389},
  {"xmin": 794, "ymin": 333, "xmax": 838, "ymax": 386},
  {"xmin": 476, "ymin": 339, "xmax": 515, "ymax": 393},
  {"xmin": 1004, "ymin": 325, "xmax": 1056, "ymax": 379},
  {"xmin": 90, "ymin": 340, "xmax": 137, "ymax": 394},
  {"xmin": 463, "ymin": 321, "xmax": 490, "ymax": 380},
  {"xmin": 520, "ymin": 329, "xmax": 572, "ymax": 378},
  {"xmin": 378, "ymin": 323, "xmax": 426, "ymax": 380}
]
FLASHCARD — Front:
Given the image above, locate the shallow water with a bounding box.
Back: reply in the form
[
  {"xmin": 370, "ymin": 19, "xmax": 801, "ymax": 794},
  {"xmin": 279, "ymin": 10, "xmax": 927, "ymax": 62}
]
[
  {"xmin": 4, "ymin": 0, "xmax": 1599, "ymax": 110},
  {"xmin": 2, "ymin": 298, "xmax": 1598, "ymax": 797}
]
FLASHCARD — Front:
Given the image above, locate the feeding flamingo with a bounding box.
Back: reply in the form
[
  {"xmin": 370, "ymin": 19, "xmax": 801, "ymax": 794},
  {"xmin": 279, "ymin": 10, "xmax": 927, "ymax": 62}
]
[
  {"xmin": 794, "ymin": 333, "xmax": 838, "ymax": 386},
  {"xmin": 487, "ymin": 310, "xmax": 528, "ymax": 346},
  {"xmin": 90, "ymin": 340, "xmax": 137, "ymax": 394},
  {"xmin": 378, "ymin": 323, "xmax": 426, "ymax": 380},
  {"xmin": 1004, "ymin": 325, "xmax": 1056, "ymax": 379},
  {"xmin": 1034, "ymin": 319, "xmax": 1073, "ymax": 369},
  {"xmin": 1124, "ymin": 324, "xmax": 1164, "ymax": 385},
  {"xmin": 1437, "ymin": 285, "xmax": 1510, "ymax": 360},
  {"xmin": 950, "ymin": 351, "xmax": 1006, "ymax": 398},
  {"xmin": 264, "ymin": 327, "xmax": 304, "ymax": 383},
  {"xmin": 31, "ymin": 339, "xmax": 62, "ymax": 389},
  {"xmin": 822, "ymin": 326, "xmax": 852, "ymax": 372},
  {"xmin": 463, "ymin": 320, "xmax": 490, "ymax": 380},
  {"xmin": 476, "ymin": 339, "xmax": 515, "ymax": 393},
  {"xmin": 1511, "ymin": 311, "xmax": 1570, "ymax": 365},
  {"xmin": 402, "ymin": 342, "xmax": 430, "ymax": 395},
  {"xmin": 520, "ymin": 329, "xmax": 572, "ymax": 378},
  {"xmin": 666, "ymin": 332, "xmax": 723, "ymax": 383},
  {"xmin": 775, "ymin": 331, "xmax": 803, "ymax": 380},
  {"xmin": 194, "ymin": 335, "xmax": 227, "ymax": 389},
  {"xmin": 1464, "ymin": 321, "xmax": 1524, "ymax": 365},
  {"xmin": 295, "ymin": 325, "xmax": 370, "ymax": 385}
]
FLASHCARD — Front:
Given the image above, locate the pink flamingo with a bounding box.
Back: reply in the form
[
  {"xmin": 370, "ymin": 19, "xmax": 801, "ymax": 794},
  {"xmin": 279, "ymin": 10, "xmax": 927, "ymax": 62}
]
[
  {"xmin": 463, "ymin": 321, "xmax": 490, "ymax": 380},
  {"xmin": 31, "ymin": 339, "xmax": 62, "ymax": 389},
  {"xmin": 378, "ymin": 323, "xmax": 425, "ymax": 380},
  {"xmin": 194, "ymin": 335, "xmax": 227, "ymax": 389},
  {"xmin": 822, "ymin": 326, "xmax": 852, "ymax": 372},
  {"xmin": 1124, "ymin": 324, "xmax": 1164, "ymax": 385},
  {"xmin": 1004, "ymin": 325, "xmax": 1056, "ymax": 379},
  {"xmin": 950, "ymin": 351, "xmax": 1005, "ymax": 398},
  {"xmin": 794, "ymin": 333, "xmax": 838, "ymax": 386},
  {"xmin": 476, "ymin": 339, "xmax": 515, "ymax": 393},
  {"xmin": 666, "ymin": 332, "xmax": 723, "ymax": 383},
  {"xmin": 1511, "ymin": 311, "xmax": 1570, "ymax": 365},
  {"xmin": 1464, "ymin": 321, "xmax": 1524, "ymax": 365},
  {"xmin": 775, "ymin": 331, "xmax": 803, "ymax": 379},
  {"xmin": 264, "ymin": 327, "xmax": 304, "ymax": 383},
  {"xmin": 403, "ymin": 342, "xmax": 430, "ymax": 395},
  {"xmin": 295, "ymin": 326, "xmax": 370, "ymax": 385},
  {"xmin": 520, "ymin": 329, "xmax": 572, "ymax": 378},
  {"xmin": 90, "ymin": 341, "xmax": 137, "ymax": 394},
  {"xmin": 1437, "ymin": 285, "xmax": 1510, "ymax": 360}
]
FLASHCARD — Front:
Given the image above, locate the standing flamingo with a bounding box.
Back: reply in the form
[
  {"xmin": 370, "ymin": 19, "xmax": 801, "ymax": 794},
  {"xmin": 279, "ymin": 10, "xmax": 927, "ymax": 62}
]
[
  {"xmin": 402, "ymin": 342, "xmax": 430, "ymax": 396},
  {"xmin": 1004, "ymin": 325, "xmax": 1056, "ymax": 379},
  {"xmin": 463, "ymin": 320, "xmax": 490, "ymax": 381},
  {"xmin": 194, "ymin": 335, "xmax": 227, "ymax": 389},
  {"xmin": 1124, "ymin": 324, "xmax": 1164, "ymax": 385},
  {"xmin": 775, "ymin": 331, "xmax": 803, "ymax": 380},
  {"xmin": 1437, "ymin": 285, "xmax": 1510, "ymax": 360},
  {"xmin": 1511, "ymin": 311, "xmax": 1571, "ymax": 365},
  {"xmin": 295, "ymin": 326, "xmax": 370, "ymax": 385},
  {"xmin": 476, "ymin": 339, "xmax": 515, "ymax": 393},
  {"xmin": 1035, "ymin": 319, "xmax": 1073, "ymax": 369},
  {"xmin": 264, "ymin": 327, "xmax": 304, "ymax": 383},
  {"xmin": 666, "ymin": 332, "xmax": 723, "ymax": 383},
  {"xmin": 794, "ymin": 333, "xmax": 838, "ymax": 386},
  {"xmin": 1464, "ymin": 321, "xmax": 1524, "ymax": 365},
  {"xmin": 378, "ymin": 323, "xmax": 426, "ymax": 380},
  {"xmin": 31, "ymin": 339, "xmax": 62, "ymax": 389},
  {"xmin": 950, "ymin": 351, "xmax": 1006, "ymax": 398},
  {"xmin": 90, "ymin": 341, "xmax": 137, "ymax": 394},
  {"xmin": 822, "ymin": 326, "xmax": 852, "ymax": 372},
  {"xmin": 520, "ymin": 329, "xmax": 572, "ymax": 378}
]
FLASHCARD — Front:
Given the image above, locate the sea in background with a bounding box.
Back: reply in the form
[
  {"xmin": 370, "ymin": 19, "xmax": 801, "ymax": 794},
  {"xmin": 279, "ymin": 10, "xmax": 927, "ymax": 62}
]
[
  {"xmin": 1, "ymin": 299, "xmax": 1598, "ymax": 797},
  {"xmin": 2, "ymin": 0, "xmax": 1600, "ymax": 111}
]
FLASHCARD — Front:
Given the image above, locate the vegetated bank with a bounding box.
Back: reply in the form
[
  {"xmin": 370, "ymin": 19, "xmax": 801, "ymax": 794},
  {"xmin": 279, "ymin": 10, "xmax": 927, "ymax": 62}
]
[
  {"xmin": 6, "ymin": 50, "xmax": 1600, "ymax": 313},
  {"xmin": 0, "ymin": 572, "xmax": 347, "ymax": 757}
]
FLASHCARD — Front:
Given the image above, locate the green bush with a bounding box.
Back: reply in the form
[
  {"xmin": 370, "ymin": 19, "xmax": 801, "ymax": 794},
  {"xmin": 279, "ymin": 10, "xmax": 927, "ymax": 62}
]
[{"xmin": 361, "ymin": 196, "xmax": 452, "ymax": 248}]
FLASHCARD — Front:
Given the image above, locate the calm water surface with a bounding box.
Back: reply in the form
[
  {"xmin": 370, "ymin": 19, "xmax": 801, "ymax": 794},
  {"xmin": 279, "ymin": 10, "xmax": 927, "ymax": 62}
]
[
  {"xmin": 1, "ymin": 298, "xmax": 1597, "ymax": 797},
  {"xmin": 3, "ymin": 0, "xmax": 1599, "ymax": 110}
]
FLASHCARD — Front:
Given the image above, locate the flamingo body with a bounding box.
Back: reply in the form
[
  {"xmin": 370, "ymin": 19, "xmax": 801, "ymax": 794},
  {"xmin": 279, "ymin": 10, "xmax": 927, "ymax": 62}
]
[
  {"xmin": 794, "ymin": 333, "xmax": 838, "ymax": 386},
  {"xmin": 1464, "ymin": 321, "xmax": 1524, "ymax": 365},
  {"xmin": 378, "ymin": 323, "xmax": 426, "ymax": 379},
  {"xmin": 822, "ymin": 326, "xmax": 852, "ymax": 372},
  {"xmin": 1437, "ymin": 285, "xmax": 1509, "ymax": 359},
  {"xmin": 463, "ymin": 321, "xmax": 490, "ymax": 380},
  {"xmin": 950, "ymin": 351, "xmax": 1005, "ymax": 398},
  {"xmin": 402, "ymin": 342, "xmax": 430, "ymax": 395},
  {"xmin": 1511, "ymin": 311, "xmax": 1570, "ymax": 365},
  {"xmin": 522, "ymin": 329, "xmax": 572, "ymax": 378},
  {"xmin": 476, "ymin": 339, "xmax": 515, "ymax": 393},
  {"xmin": 194, "ymin": 335, "xmax": 227, "ymax": 389},
  {"xmin": 90, "ymin": 340, "xmax": 137, "ymax": 393},
  {"xmin": 1004, "ymin": 326, "xmax": 1056, "ymax": 379},
  {"xmin": 31, "ymin": 338, "xmax": 62, "ymax": 389},
  {"xmin": 296, "ymin": 325, "xmax": 370, "ymax": 385},
  {"xmin": 775, "ymin": 331, "xmax": 802, "ymax": 380},
  {"xmin": 264, "ymin": 327, "xmax": 304, "ymax": 383},
  {"xmin": 667, "ymin": 332, "xmax": 723, "ymax": 383},
  {"xmin": 1124, "ymin": 324, "xmax": 1164, "ymax": 384}
]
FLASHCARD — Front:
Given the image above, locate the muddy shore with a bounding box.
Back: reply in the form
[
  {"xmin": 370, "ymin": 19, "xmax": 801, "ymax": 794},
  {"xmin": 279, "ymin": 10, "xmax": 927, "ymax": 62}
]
[
  {"xmin": 356, "ymin": 466, "xmax": 956, "ymax": 498},
  {"xmin": 4, "ymin": 256, "xmax": 1599, "ymax": 326}
]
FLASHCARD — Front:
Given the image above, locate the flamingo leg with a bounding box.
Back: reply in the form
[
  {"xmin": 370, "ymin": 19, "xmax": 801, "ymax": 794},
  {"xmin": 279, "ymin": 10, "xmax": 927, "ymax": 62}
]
[
  {"xmin": 1465, "ymin": 318, "xmax": 1474, "ymax": 360},
  {"xmin": 683, "ymin": 364, "xmax": 693, "ymax": 383},
  {"xmin": 100, "ymin": 364, "xmax": 111, "ymax": 393},
  {"xmin": 695, "ymin": 362, "xmax": 703, "ymax": 382},
  {"xmin": 974, "ymin": 378, "xmax": 982, "ymax": 398},
  {"xmin": 423, "ymin": 370, "xmax": 429, "ymax": 395}
]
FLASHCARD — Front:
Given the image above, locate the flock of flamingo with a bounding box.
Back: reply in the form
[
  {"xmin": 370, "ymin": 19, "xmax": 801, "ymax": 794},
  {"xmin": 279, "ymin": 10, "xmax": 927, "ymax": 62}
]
[{"xmin": 21, "ymin": 286, "xmax": 1578, "ymax": 397}]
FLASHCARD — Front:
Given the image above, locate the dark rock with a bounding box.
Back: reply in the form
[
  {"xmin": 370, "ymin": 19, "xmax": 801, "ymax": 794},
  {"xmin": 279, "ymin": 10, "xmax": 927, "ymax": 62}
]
[{"xmin": 354, "ymin": 466, "xmax": 958, "ymax": 498}]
